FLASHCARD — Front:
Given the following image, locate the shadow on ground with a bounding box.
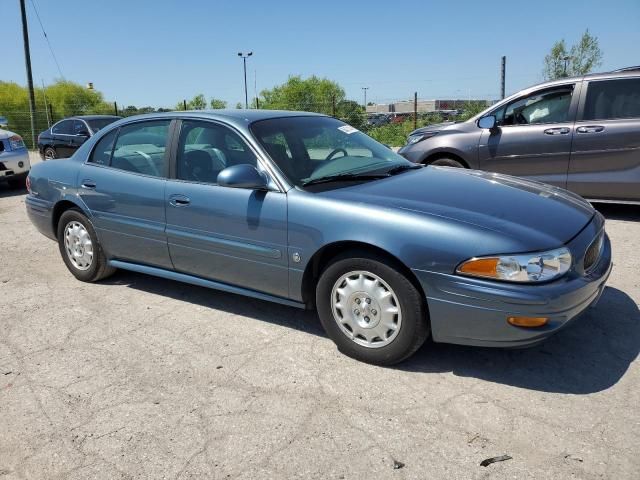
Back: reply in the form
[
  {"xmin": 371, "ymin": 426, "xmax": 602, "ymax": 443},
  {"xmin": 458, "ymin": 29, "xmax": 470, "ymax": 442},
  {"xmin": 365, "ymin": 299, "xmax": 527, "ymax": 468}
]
[
  {"xmin": 108, "ymin": 270, "xmax": 638, "ymax": 395},
  {"xmin": 594, "ymin": 203, "xmax": 640, "ymax": 221},
  {"xmin": 0, "ymin": 184, "xmax": 27, "ymax": 199}
]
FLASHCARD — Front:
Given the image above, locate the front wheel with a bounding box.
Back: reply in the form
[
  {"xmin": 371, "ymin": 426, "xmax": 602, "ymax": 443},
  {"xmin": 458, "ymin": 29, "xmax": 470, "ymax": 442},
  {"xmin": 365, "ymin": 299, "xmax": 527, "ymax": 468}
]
[
  {"xmin": 428, "ymin": 158, "xmax": 465, "ymax": 168},
  {"xmin": 57, "ymin": 209, "xmax": 115, "ymax": 282},
  {"xmin": 316, "ymin": 252, "xmax": 429, "ymax": 365},
  {"xmin": 44, "ymin": 147, "xmax": 57, "ymax": 160}
]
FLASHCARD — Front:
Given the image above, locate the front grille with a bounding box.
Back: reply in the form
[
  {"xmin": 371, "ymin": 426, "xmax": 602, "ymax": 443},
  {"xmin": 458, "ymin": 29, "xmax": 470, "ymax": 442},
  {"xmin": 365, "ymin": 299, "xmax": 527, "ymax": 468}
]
[{"xmin": 584, "ymin": 232, "xmax": 604, "ymax": 272}]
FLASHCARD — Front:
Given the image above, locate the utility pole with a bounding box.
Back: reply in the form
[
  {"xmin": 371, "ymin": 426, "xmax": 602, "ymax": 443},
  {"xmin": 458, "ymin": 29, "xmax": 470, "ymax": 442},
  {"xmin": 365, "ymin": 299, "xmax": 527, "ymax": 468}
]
[
  {"xmin": 183, "ymin": 99, "xmax": 187, "ymax": 111},
  {"xmin": 413, "ymin": 92, "xmax": 418, "ymax": 130},
  {"xmin": 238, "ymin": 52, "xmax": 253, "ymax": 109},
  {"xmin": 19, "ymin": 0, "xmax": 37, "ymax": 149},
  {"xmin": 500, "ymin": 56, "xmax": 506, "ymax": 100},
  {"xmin": 361, "ymin": 87, "xmax": 369, "ymax": 109},
  {"xmin": 114, "ymin": 101, "xmax": 118, "ymax": 116},
  {"xmin": 562, "ymin": 55, "xmax": 571, "ymax": 77}
]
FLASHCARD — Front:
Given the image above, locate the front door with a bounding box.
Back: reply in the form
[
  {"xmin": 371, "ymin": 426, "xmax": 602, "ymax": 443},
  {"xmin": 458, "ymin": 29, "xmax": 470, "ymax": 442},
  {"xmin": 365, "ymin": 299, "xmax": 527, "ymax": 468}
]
[
  {"xmin": 568, "ymin": 76, "xmax": 640, "ymax": 201},
  {"xmin": 77, "ymin": 119, "xmax": 173, "ymax": 269},
  {"xmin": 164, "ymin": 119, "xmax": 289, "ymax": 298},
  {"xmin": 478, "ymin": 83, "xmax": 579, "ymax": 188},
  {"xmin": 51, "ymin": 119, "xmax": 75, "ymax": 158}
]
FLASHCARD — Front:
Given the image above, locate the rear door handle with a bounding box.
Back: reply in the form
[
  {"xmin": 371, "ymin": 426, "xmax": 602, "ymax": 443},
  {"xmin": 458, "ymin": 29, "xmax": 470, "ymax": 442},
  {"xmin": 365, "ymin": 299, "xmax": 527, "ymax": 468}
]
[
  {"xmin": 543, "ymin": 127, "xmax": 570, "ymax": 135},
  {"xmin": 169, "ymin": 194, "xmax": 191, "ymax": 207},
  {"xmin": 81, "ymin": 180, "xmax": 96, "ymax": 189},
  {"xmin": 576, "ymin": 125, "xmax": 605, "ymax": 133}
]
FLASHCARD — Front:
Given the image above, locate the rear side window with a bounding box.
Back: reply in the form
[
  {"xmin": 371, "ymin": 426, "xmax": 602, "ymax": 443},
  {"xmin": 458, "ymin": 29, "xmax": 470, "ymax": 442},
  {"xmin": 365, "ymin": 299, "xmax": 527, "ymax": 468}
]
[
  {"xmin": 110, "ymin": 120, "xmax": 171, "ymax": 177},
  {"xmin": 90, "ymin": 128, "xmax": 118, "ymax": 165},
  {"xmin": 583, "ymin": 78, "xmax": 640, "ymax": 120},
  {"xmin": 52, "ymin": 120, "xmax": 73, "ymax": 135}
]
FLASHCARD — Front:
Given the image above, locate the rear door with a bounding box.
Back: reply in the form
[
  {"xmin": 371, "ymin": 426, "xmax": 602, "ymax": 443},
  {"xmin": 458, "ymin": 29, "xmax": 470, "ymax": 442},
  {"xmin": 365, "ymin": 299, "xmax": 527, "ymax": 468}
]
[
  {"xmin": 77, "ymin": 119, "xmax": 174, "ymax": 269},
  {"xmin": 164, "ymin": 119, "xmax": 289, "ymax": 298},
  {"xmin": 568, "ymin": 76, "xmax": 640, "ymax": 201},
  {"xmin": 478, "ymin": 83, "xmax": 580, "ymax": 188}
]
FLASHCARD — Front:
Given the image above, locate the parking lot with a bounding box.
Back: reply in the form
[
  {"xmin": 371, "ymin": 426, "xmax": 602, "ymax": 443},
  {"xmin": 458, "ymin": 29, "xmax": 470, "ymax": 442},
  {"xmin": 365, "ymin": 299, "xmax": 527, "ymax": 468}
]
[{"xmin": 0, "ymin": 160, "xmax": 638, "ymax": 479}]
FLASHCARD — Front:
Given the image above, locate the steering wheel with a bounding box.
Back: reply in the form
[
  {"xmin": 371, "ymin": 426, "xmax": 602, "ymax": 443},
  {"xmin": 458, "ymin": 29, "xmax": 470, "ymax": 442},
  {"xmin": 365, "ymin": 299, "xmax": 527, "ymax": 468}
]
[{"xmin": 324, "ymin": 148, "xmax": 348, "ymax": 162}]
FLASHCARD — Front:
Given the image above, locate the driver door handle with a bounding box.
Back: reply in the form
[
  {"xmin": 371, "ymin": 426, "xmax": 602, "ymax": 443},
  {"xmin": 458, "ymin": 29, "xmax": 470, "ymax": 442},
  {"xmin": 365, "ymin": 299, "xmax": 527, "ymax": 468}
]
[
  {"xmin": 543, "ymin": 127, "xmax": 570, "ymax": 135},
  {"xmin": 576, "ymin": 125, "xmax": 605, "ymax": 134},
  {"xmin": 81, "ymin": 180, "xmax": 96, "ymax": 189},
  {"xmin": 169, "ymin": 194, "xmax": 191, "ymax": 207}
]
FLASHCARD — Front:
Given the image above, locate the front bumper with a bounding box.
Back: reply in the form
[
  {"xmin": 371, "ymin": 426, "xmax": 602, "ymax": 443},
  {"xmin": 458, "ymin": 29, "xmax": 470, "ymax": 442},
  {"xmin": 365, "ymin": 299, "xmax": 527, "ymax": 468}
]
[
  {"xmin": 413, "ymin": 222, "xmax": 612, "ymax": 348},
  {"xmin": 0, "ymin": 148, "xmax": 31, "ymax": 182}
]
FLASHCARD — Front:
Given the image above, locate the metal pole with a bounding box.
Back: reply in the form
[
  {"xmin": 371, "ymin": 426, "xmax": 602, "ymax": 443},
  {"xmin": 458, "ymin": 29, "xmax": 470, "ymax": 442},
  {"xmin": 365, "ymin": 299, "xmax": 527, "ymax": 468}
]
[
  {"xmin": 114, "ymin": 101, "xmax": 118, "ymax": 116},
  {"xmin": 332, "ymin": 95, "xmax": 336, "ymax": 117},
  {"xmin": 413, "ymin": 92, "xmax": 418, "ymax": 130},
  {"xmin": 183, "ymin": 99, "xmax": 187, "ymax": 111},
  {"xmin": 19, "ymin": 0, "xmax": 37, "ymax": 149},
  {"xmin": 361, "ymin": 87, "xmax": 369, "ymax": 108},
  {"xmin": 41, "ymin": 79, "xmax": 51, "ymax": 128},
  {"xmin": 500, "ymin": 56, "xmax": 506, "ymax": 99},
  {"xmin": 243, "ymin": 57, "xmax": 248, "ymax": 109}
]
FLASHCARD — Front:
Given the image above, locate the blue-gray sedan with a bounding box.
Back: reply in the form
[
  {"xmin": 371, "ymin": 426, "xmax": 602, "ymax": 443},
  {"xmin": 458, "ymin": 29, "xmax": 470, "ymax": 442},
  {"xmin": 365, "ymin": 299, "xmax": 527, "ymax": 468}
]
[{"xmin": 25, "ymin": 110, "xmax": 612, "ymax": 365}]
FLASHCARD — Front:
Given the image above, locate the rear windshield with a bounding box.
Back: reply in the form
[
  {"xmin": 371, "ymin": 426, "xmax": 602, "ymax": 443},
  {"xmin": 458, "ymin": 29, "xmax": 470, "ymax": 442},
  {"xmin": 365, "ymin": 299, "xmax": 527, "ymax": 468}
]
[{"xmin": 87, "ymin": 118, "xmax": 120, "ymax": 133}]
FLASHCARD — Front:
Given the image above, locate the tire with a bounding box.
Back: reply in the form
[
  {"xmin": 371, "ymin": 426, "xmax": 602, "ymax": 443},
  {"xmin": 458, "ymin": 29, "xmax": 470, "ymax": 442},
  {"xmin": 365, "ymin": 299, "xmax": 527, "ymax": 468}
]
[
  {"xmin": 316, "ymin": 251, "xmax": 430, "ymax": 365},
  {"xmin": 44, "ymin": 146, "xmax": 57, "ymax": 161},
  {"xmin": 428, "ymin": 158, "xmax": 465, "ymax": 168},
  {"xmin": 57, "ymin": 209, "xmax": 115, "ymax": 282}
]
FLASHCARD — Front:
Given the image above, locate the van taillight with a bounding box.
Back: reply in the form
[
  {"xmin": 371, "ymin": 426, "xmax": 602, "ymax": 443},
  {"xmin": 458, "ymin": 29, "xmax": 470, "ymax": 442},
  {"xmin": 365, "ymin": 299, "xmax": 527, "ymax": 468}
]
[{"xmin": 26, "ymin": 175, "xmax": 31, "ymax": 193}]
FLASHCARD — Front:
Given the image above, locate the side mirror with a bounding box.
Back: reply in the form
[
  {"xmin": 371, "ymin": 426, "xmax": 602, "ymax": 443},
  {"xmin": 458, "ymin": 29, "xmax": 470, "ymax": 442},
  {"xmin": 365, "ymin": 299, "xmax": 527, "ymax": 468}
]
[
  {"xmin": 478, "ymin": 115, "xmax": 497, "ymax": 130},
  {"xmin": 76, "ymin": 130, "xmax": 90, "ymax": 137},
  {"xmin": 217, "ymin": 164, "xmax": 269, "ymax": 190}
]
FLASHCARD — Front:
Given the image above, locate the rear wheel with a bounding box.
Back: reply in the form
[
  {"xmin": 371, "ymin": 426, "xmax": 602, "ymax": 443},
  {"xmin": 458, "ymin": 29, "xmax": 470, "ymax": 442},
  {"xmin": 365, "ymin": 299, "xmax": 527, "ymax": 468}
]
[
  {"xmin": 428, "ymin": 158, "xmax": 465, "ymax": 168},
  {"xmin": 44, "ymin": 147, "xmax": 57, "ymax": 160},
  {"xmin": 316, "ymin": 252, "xmax": 429, "ymax": 365},
  {"xmin": 57, "ymin": 209, "xmax": 115, "ymax": 282}
]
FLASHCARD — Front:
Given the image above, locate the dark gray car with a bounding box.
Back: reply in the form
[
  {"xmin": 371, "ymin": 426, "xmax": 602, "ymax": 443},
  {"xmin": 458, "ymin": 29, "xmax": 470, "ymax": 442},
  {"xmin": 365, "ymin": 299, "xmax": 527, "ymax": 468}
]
[{"xmin": 398, "ymin": 67, "xmax": 640, "ymax": 203}]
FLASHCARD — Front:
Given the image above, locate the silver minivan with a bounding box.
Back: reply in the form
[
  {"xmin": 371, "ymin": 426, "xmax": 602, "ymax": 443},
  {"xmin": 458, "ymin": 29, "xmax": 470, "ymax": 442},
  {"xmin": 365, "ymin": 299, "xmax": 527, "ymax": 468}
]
[{"xmin": 398, "ymin": 67, "xmax": 640, "ymax": 203}]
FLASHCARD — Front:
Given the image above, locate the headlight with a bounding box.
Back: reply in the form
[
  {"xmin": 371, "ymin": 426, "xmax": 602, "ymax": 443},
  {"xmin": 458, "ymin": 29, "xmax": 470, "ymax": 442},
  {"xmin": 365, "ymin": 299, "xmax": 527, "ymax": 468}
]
[
  {"xmin": 456, "ymin": 247, "xmax": 572, "ymax": 283},
  {"xmin": 406, "ymin": 131, "xmax": 438, "ymax": 145},
  {"xmin": 9, "ymin": 135, "xmax": 25, "ymax": 150}
]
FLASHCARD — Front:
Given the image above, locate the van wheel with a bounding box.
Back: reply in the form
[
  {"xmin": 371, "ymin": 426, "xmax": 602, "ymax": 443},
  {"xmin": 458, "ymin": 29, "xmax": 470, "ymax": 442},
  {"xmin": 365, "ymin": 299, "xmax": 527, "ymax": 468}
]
[
  {"xmin": 428, "ymin": 158, "xmax": 465, "ymax": 168},
  {"xmin": 316, "ymin": 251, "xmax": 429, "ymax": 365},
  {"xmin": 57, "ymin": 209, "xmax": 115, "ymax": 282}
]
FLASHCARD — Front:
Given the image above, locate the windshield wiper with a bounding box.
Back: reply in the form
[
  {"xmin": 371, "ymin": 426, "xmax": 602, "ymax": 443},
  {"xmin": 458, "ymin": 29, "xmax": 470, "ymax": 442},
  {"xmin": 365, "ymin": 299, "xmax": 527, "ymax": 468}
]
[
  {"xmin": 385, "ymin": 164, "xmax": 423, "ymax": 175},
  {"xmin": 302, "ymin": 172, "xmax": 390, "ymax": 187}
]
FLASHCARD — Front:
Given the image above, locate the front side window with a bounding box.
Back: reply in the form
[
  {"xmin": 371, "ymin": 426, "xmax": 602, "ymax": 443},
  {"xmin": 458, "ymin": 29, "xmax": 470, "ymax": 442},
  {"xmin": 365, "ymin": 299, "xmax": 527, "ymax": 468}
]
[
  {"xmin": 583, "ymin": 78, "xmax": 640, "ymax": 120},
  {"xmin": 52, "ymin": 120, "xmax": 73, "ymax": 135},
  {"xmin": 176, "ymin": 121, "xmax": 258, "ymax": 184},
  {"xmin": 251, "ymin": 116, "xmax": 412, "ymax": 187},
  {"xmin": 497, "ymin": 86, "xmax": 574, "ymax": 126},
  {"xmin": 110, "ymin": 120, "xmax": 170, "ymax": 177},
  {"xmin": 73, "ymin": 120, "xmax": 88, "ymax": 135}
]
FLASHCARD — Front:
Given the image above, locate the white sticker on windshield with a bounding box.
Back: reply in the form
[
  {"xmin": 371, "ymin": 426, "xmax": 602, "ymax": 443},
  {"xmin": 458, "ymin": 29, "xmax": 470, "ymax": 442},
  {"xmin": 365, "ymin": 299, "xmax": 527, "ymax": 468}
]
[{"xmin": 338, "ymin": 125, "xmax": 359, "ymax": 134}]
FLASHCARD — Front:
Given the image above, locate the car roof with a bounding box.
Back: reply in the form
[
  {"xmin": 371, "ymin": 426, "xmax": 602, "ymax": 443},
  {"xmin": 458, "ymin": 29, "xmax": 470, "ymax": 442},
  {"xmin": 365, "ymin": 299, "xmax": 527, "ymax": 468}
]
[
  {"xmin": 115, "ymin": 109, "xmax": 327, "ymax": 126},
  {"xmin": 71, "ymin": 115, "xmax": 122, "ymax": 120}
]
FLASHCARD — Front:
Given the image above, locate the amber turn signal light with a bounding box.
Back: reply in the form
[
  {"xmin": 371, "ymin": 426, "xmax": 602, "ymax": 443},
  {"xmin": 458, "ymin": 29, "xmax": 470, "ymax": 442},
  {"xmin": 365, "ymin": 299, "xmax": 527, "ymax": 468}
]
[
  {"xmin": 457, "ymin": 258, "xmax": 498, "ymax": 277},
  {"xmin": 507, "ymin": 316, "xmax": 549, "ymax": 328}
]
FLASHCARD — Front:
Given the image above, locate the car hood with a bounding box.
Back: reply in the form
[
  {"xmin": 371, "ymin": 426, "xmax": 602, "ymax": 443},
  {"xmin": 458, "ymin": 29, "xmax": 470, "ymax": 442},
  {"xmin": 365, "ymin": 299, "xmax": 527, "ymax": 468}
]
[
  {"xmin": 318, "ymin": 166, "xmax": 595, "ymax": 251},
  {"xmin": 409, "ymin": 122, "xmax": 456, "ymax": 136}
]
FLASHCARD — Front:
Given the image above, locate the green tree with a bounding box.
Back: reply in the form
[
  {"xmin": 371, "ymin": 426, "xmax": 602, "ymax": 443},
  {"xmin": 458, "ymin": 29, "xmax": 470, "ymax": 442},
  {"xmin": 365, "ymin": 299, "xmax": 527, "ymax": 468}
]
[
  {"xmin": 543, "ymin": 30, "xmax": 603, "ymax": 80},
  {"xmin": 235, "ymin": 102, "xmax": 243, "ymax": 109},
  {"xmin": 176, "ymin": 94, "xmax": 207, "ymax": 111},
  {"xmin": 258, "ymin": 75, "xmax": 344, "ymax": 115},
  {"xmin": 210, "ymin": 98, "xmax": 227, "ymax": 109}
]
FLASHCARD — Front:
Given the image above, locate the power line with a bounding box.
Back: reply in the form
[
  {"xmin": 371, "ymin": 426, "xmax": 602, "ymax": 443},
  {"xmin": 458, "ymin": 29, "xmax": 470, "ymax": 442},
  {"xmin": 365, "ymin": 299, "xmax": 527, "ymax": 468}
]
[{"xmin": 28, "ymin": 0, "xmax": 64, "ymax": 79}]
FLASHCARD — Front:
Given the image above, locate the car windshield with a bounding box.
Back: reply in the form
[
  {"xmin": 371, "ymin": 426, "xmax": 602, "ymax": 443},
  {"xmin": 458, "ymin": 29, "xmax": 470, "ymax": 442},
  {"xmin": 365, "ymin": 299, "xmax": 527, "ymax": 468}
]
[
  {"xmin": 87, "ymin": 118, "xmax": 119, "ymax": 133},
  {"xmin": 250, "ymin": 116, "xmax": 412, "ymax": 187}
]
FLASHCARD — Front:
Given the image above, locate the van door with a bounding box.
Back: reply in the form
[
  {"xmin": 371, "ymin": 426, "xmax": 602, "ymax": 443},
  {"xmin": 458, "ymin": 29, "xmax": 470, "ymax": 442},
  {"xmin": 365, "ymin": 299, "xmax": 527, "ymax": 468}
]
[{"xmin": 568, "ymin": 76, "xmax": 640, "ymax": 201}]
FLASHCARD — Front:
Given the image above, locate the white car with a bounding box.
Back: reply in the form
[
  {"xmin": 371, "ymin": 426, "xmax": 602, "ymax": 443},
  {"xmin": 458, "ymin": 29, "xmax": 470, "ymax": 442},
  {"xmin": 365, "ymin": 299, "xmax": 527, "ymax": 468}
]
[{"xmin": 0, "ymin": 128, "xmax": 31, "ymax": 189}]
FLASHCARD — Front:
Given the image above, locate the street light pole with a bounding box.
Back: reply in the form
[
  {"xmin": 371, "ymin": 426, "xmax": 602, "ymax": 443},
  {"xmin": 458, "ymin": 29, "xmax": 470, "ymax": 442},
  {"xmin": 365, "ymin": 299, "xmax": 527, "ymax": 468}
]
[
  {"xmin": 362, "ymin": 87, "xmax": 369, "ymax": 109},
  {"xmin": 19, "ymin": 0, "xmax": 37, "ymax": 149},
  {"xmin": 562, "ymin": 55, "xmax": 571, "ymax": 77},
  {"xmin": 238, "ymin": 51, "xmax": 253, "ymax": 109}
]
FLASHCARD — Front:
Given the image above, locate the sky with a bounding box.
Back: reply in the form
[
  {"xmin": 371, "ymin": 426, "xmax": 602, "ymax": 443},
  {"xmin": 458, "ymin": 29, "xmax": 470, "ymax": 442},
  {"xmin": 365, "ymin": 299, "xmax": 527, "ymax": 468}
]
[{"xmin": 4, "ymin": 0, "xmax": 640, "ymax": 108}]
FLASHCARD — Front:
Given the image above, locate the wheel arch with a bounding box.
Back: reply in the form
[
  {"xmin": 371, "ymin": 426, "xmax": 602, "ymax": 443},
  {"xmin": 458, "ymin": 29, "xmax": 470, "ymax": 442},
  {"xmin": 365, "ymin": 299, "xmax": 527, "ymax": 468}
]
[
  {"xmin": 300, "ymin": 240, "xmax": 426, "ymax": 308},
  {"xmin": 52, "ymin": 199, "xmax": 89, "ymax": 239},
  {"xmin": 421, "ymin": 151, "xmax": 469, "ymax": 168}
]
